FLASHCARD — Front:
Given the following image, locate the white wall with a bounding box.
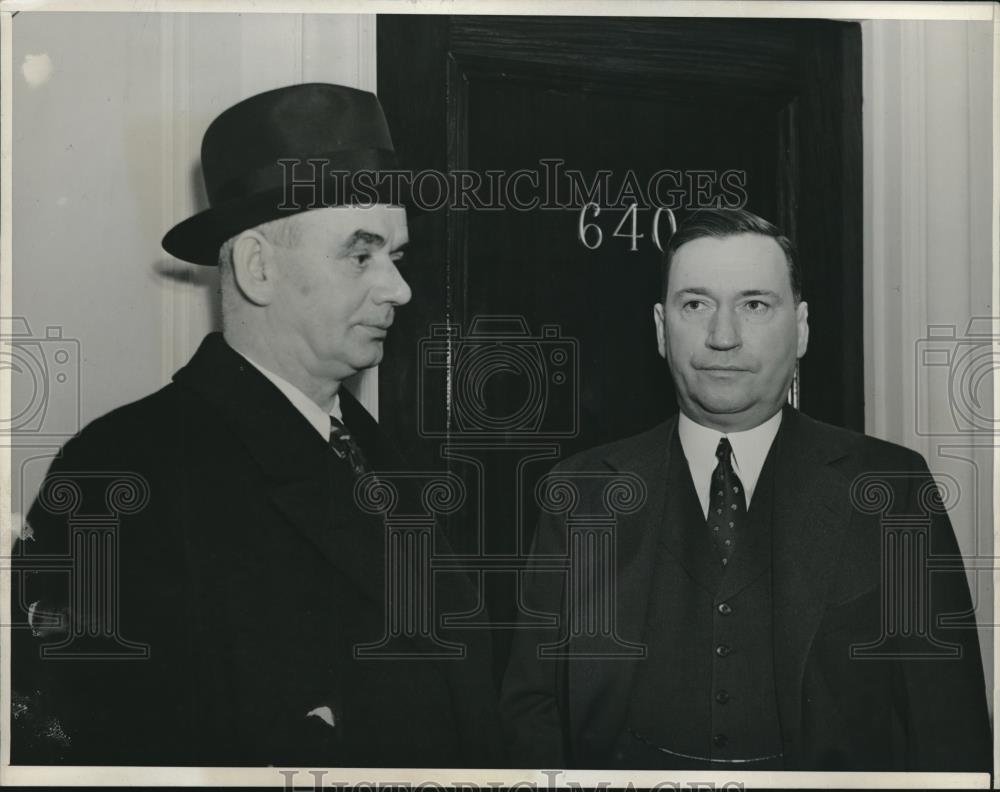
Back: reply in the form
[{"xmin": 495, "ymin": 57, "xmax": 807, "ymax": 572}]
[
  {"xmin": 9, "ymin": 11, "xmax": 376, "ymax": 516},
  {"xmin": 863, "ymin": 19, "xmax": 995, "ymax": 709}
]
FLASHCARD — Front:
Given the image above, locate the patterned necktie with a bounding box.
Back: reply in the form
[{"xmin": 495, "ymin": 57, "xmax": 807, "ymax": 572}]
[
  {"xmin": 329, "ymin": 416, "xmax": 370, "ymax": 477},
  {"xmin": 708, "ymin": 437, "xmax": 746, "ymax": 567}
]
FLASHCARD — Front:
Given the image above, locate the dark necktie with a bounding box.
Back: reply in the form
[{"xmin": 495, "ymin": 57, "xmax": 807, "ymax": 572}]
[
  {"xmin": 708, "ymin": 437, "xmax": 746, "ymax": 566},
  {"xmin": 329, "ymin": 416, "xmax": 370, "ymax": 477}
]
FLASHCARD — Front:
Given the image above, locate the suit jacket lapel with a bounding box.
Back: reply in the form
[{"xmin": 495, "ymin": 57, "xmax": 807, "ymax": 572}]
[
  {"xmin": 660, "ymin": 426, "xmax": 725, "ymax": 593},
  {"xmin": 567, "ymin": 418, "xmax": 674, "ymax": 754},
  {"xmin": 563, "ymin": 406, "xmax": 857, "ymax": 761},
  {"xmin": 605, "ymin": 417, "xmax": 676, "ymax": 651},
  {"xmin": 770, "ymin": 406, "xmax": 855, "ymax": 760},
  {"xmin": 715, "ymin": 434, "xmax": 780, "ymax": 601}
]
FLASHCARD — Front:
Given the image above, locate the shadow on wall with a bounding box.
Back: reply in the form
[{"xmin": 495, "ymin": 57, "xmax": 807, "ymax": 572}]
[{"xmin": 152, "ymin": 159, "xmax": 221, "ymax": 331}]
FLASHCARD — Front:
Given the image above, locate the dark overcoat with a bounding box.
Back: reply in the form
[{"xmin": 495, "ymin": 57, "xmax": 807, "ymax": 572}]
[{"xmin": 13, "ymin": 333, "xmax": 503, "ymax": 767}]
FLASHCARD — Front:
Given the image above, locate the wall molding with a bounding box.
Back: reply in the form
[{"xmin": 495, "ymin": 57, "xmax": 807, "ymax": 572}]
[{"xmin": 863, "ymin": 17, "xmax": 996, "ymax": 716}]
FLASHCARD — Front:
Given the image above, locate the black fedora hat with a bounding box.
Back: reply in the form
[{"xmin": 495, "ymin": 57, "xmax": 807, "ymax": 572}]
[{"xmin": 162, "ymin": 83, "xmax": 406, "ymax": 266}]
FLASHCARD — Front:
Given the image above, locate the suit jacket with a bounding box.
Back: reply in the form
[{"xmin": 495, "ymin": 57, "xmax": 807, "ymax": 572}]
[
  {"xmin": 12, "ymin": 333, "xmax": 503, "ymax": 767},
  {"xmin": 500, "ymin": 406, "xmax": 991, "ymax": 771}
]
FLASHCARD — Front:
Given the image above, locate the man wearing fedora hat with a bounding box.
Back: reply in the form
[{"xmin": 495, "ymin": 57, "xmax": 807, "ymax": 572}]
[{"xmin": 12, "ymin": 84, "xmax": 503, "ymax": 767}]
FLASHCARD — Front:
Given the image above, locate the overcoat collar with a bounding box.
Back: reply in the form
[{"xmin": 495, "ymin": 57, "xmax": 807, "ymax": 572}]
[
  {"xmin": 171, "ymin": 334, "xmax": 501, "ymax": 763},
  {"xmin": 587, "ymin": 405, "xmax": 857, "ymax": 763},
  {"xmin": 171, "ymin": 333, "xmax": 390, "ymax": 607}
]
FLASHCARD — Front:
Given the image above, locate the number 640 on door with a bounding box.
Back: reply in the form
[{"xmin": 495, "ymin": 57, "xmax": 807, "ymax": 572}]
[{"xmin": 577, "ymin": 203, "xmax": 678, "ymax": 252}]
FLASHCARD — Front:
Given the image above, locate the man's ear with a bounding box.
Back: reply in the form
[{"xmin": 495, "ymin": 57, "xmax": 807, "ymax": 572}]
[
  {"xmin": 231, "ymin": 231, "xmax": 277, "ymax": 307},
  {"xmin": 796, "ymin": 300, "xmax": 809, "ymax": 359},
  {"xmin": 653, "ymin": 301, "xmax": 667, "ymax": 359}
]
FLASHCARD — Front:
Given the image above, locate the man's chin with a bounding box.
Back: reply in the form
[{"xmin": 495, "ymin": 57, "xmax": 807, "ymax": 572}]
[
  {"xmin": 689, "ymin": 393, "xmax": 758, "ymax": 421},
  {"xmin": 686, "ymin": 395, "xmax": 787, "ymax": 431},
  {"xmin": 350, "ymin": 347, "xmax": 384, "ymax": 371},
  {"xmin": 690, "ymin": 388, "xmax": 752, "ymax": 413},
  {"xmin": 700, "ymin": 402, "xmax": 752, "ymax": 417}
]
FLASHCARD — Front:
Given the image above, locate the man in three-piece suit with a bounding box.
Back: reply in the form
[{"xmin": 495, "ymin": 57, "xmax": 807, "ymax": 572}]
[
  {"xmin": 501, "ymin": 209, "xmax": 992, "ymax": 771},
  {"xmin": 12, "ymin": 83, "xmax": 502, "ymax": 767}
]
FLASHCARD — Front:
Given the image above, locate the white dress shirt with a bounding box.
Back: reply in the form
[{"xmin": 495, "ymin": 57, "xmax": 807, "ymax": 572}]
[
  {"xmin": 239, "ymin": 353, "xmax": 342, "ymax": 441},
  {"xmin": 678, "ymin": 410, "xmax": 783, "ymax": 519}
]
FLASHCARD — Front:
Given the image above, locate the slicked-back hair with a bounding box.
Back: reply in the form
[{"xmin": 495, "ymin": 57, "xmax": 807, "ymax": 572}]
[{"xmin": 661, "ymin": 209, "xmax": 802, "ymax": 303}]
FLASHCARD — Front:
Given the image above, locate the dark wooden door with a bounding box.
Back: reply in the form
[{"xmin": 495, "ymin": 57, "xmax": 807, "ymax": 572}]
[
  {"xmin": 377, "ymin": 15, "xmax": 861, "ymax": 678},
  {"xmin": 379, "ymin": 15, "xmax": 861, "ymax": 460}
]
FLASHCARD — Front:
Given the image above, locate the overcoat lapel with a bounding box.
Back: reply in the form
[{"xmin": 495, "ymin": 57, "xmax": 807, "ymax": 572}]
[
  {"xmin": 769, "ymin": 405, "xmax": 855, "ymax": 763},
  {"xmin": 268, "ymin": 471, "xmax": 389, "ymax": 608},
  {"xmin": 172, "ymin": 333, "xmax": 389, "ymax": 608}
]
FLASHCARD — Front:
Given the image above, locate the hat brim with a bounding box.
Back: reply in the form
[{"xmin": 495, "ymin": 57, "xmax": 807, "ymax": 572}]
[{"xmin": 162, "ymin": 179, "xmax": 417, "ymax": 267}]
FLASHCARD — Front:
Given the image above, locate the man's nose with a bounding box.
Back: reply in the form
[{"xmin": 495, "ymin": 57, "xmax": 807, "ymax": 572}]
[
  {"xmin": 375, "ymin": 259, "xmax": 412, "ymax": 306},
  {"xmin": 707, "ymin": 308, "xmax": 740, "ymax": 349}
]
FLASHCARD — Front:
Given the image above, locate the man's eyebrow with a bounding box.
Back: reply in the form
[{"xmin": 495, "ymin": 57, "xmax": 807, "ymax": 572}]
[
  {"xmin": 674, "ymin": 287, "xmax": 713, "ymax": 297},
  {"xmin": 673, "ymin": 287, "xmax": 782, "ymax": 298},
  {"xmin": 340, "ymin": 230, "xmax": 386, "ymax": 252}
]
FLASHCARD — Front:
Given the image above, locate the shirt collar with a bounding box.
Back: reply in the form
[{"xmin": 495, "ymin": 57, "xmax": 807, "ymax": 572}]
[
  {"xmin": 677, "ymin": 409, "xmax": 783, "ymax": 512},
  {"xmin": 238, "ymin": 353, "xmax": 342, "ymax": 441}
]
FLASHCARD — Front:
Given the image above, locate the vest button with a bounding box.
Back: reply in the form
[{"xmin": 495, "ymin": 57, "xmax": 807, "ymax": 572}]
[
  {"xmin": 715, "ymin": 689, "xmax": 730, "ymax": 704},
  {"xmin": 717, "ymin": 602, "xmax": 733, "ymax": 616},
  {"xmin": 713, "ymin": 733, "xmax": 728, "ymax": 749},
  {"xmin": 715, "ymin": 643, "xmax": 731, "ymax": 657}
]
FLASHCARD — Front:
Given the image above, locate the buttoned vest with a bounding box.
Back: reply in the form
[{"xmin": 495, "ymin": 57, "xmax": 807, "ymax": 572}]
[{"xmin": 613, "ymin": 427, "xmax": 785, "ymax": 769}]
